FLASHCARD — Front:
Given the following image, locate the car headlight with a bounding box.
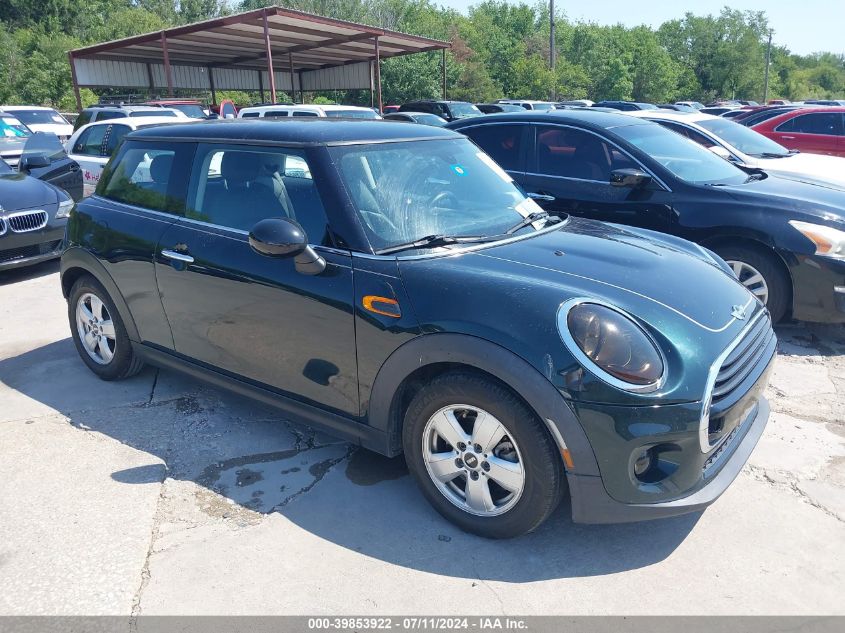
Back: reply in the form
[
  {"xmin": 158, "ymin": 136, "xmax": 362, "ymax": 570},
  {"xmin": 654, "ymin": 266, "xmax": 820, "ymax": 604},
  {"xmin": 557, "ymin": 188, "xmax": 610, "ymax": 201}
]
[
  {"xmin": 559, "ymin": 300, "xmax": 665, "ymax": 393},
  {"xmin": 789, "ymin": 220, "xmax": 845, "ymax": 260},
  {"xmin": 56, "ymin": 198, "xmax": 74, "ymax": 219}
]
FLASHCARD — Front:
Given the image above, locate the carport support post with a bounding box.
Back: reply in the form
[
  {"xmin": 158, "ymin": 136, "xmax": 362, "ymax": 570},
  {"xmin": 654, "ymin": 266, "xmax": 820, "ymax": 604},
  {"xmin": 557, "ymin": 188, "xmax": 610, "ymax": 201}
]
[
  {"xmin": 374, "ymin": 36, "xmax": 382, "ymax": 113},
  {"xmin": 288, "ymin": 53, "xmax": 296, "ymax": 103},
  {"xmin": 161, "ymin": 32, "xmax": 174, "ymax": 97},
  {"xmin": 263, "ymin": 9, "xmax": 277, "ymax": 104},
  {"xmin": 441, "ymin": 48, "xmax": 447, "ymax": 100},
  {"xmin": 208, "ymin": 66, "xmax": 217, "ymax": 105},
  {"xmin": 258, "ymin": 71, "xmax": 265, "ymax": 103},
  {"xmin": 68, "ymin": 52, "xmax": 82, "ymax": 112}
]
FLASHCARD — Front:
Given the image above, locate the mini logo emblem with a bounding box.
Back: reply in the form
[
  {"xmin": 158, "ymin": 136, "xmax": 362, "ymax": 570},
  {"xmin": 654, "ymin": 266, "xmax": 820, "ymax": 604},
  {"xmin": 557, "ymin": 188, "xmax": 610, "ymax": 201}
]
[{"xmin": 731, "ymin": 304, "xmax": 747, "ymax": 320}]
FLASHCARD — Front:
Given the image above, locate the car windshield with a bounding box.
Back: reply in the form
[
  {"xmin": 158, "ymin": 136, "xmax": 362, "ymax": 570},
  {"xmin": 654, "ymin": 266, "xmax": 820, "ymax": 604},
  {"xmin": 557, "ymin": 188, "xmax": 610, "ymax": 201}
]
[
  {"xmin": 169, "ymin": 104, "xmax": 206, "ymax": 119},
  {"xmin": 449, "ymin": 102, "xmax": 482, "ymax": 118},
  {"xmin": 324, "ymin": 109, "xmax": 380, "ymax": 119},
  {"xmin": 0, "ymin": 116, "xmax": 31, "ymax": 138},
  {"xmin": 697, "ymin": 118, "xmax": 790, "ymax": 157},
  {"xmin": 614, "ymin": 123, "xmax": 748, "ymax": 185},
  {"xmin": 5, "ymin": 109, "xmax": 68, "ymax": 126},
  {"xmin": 130, "ymin": 110, "xmax": 176, "ymax": 118},
  {"xmin": 330, "ymin": 138, "xmax": 547, "ymax": 251}
]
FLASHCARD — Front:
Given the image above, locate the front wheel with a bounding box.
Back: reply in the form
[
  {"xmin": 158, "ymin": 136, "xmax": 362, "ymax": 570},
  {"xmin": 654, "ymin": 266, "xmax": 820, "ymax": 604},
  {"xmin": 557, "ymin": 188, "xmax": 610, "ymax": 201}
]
[
  {"xmin": 69, "ymin": 275, "xmax": 144, "ymax": 380},
  {"xmin": 402, "ymin": 372, "xmax": 564, "ymax": 538},
  {"xmin": 713, "ymin": 244, "xmax": 790, "ymax": 322}
]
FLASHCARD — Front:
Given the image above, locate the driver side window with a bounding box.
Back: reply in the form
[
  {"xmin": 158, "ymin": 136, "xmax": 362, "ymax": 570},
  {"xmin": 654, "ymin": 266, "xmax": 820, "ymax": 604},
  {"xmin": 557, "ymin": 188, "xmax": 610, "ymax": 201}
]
[{"xmin": 535, "ymin": 126, "xmax": 618, "ymax": 182}]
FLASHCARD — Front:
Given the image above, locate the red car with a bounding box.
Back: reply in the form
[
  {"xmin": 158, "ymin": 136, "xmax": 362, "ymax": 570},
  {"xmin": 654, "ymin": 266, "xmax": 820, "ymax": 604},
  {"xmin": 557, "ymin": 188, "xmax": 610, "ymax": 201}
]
[{"xmin": 752, "ymin": 107, "xmax": 845, "ymax": 157}]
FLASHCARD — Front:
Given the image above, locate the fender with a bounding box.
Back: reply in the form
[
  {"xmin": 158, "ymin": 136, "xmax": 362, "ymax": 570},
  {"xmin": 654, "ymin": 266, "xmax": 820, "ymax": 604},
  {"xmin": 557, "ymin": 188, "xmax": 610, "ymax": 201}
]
[
  {"xmin": 60, "ymin": 247, "xmax": 141, "ymax": 342},
  {"xmin": 367, "ymin": 332, "xmax": 600, "ymax": 476}
]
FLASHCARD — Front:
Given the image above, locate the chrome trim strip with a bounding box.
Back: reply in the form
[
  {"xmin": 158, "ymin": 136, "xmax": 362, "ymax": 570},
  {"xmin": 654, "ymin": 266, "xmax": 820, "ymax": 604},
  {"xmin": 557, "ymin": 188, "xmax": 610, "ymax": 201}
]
[
  {"xmin": 698, "ymin": 309, "xmax": 769, "ymax": 453},
  {"xmin": 161, "ymin": 249, "xmax": 194, "ymax": 264},
  {"xmin": 0, "ymin": 217, "xmax": 6, "ymax": 237},
  {"xmin": 556, "ymin": 297, "xmax": 667, "ymax": 395}
]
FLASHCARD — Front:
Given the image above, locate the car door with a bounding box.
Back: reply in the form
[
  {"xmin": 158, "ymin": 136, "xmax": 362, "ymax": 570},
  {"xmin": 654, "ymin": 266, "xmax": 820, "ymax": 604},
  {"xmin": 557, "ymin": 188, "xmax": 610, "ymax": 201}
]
[
  {"xmin": 774, "ymin": 112, "xmax": 843, "ymax": 155},
  {"xmin": 518, "ymin": 123, "xmax": 675, "ymax": 232},
  {"xmin": 154, "ymin": 142, "xmax": 359, "ymax": 416},
  {"xmin": 69, "ymin": 124, "xmax": 111, "ymax": 196}
]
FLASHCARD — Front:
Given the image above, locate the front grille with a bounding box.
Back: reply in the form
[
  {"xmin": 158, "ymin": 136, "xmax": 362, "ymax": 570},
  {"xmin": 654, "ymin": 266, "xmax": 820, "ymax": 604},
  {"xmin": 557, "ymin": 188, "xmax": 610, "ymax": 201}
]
[
  {"xmin": 711, "ymin": 311, "xmax": 774, "ymax": 409},
  {"xmin": 0, "ymin": 217, "xmax": 6, "ymax": 236},
  {"xmin": 8, "ymin": 210, "xmax": 48, "ymax": 233},
  {"xmin": 0, "ymin": 239, "xmax": 62, "ymax": 264}
]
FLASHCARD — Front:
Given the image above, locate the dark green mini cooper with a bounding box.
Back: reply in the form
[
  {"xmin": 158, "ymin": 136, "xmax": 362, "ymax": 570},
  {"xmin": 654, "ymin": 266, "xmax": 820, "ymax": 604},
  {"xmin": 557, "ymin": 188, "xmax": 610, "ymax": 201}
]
[{"xmin": 61, "ymin": 120, "xmax": 775, "ymax": 538}]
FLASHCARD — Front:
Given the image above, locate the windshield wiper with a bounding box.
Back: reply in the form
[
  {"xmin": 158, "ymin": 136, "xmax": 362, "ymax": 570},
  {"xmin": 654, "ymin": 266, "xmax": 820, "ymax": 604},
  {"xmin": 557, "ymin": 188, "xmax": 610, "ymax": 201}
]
[
  {"xmin": 375, "ymin": 234, "xmax": 496, "ymax": 255},
  {"xmin": 744, "ymin": 173, "xmax": 765, "ymax": 183},
  {"xmin": 752, "ymin": 152, "xmax": 791, "ymax": 158},
  {"xmin": 504, "ymin": 211, "xmax": 560, "ymax": 235}
]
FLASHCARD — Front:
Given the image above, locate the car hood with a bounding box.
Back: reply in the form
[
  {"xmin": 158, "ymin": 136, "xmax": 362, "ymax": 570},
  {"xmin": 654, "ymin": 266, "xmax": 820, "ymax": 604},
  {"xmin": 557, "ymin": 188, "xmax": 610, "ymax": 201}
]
[
  {"xmin": 0, "ymin": 173, "xmax": 57, "ymax": 210},
  {"xmin": 752, "ymin": 152, "xmax": 845, "ymax": 191},
  {"xmin": 718, "ymin": 173, "xmax": 845, "ymax": 219}
]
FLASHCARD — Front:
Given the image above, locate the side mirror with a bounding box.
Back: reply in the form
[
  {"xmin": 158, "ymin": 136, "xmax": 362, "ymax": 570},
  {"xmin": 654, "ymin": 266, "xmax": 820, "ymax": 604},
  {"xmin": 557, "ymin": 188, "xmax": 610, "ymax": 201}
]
[
  {"xmin": 610, "ymin": 168, "xmax": 652, "ymax": 188},
  {"xmin": 19, "ymin": 153, "xmax": 51, "ymax": 172},
  {"xmin": 248, "ymin": 217, "xmax": 326, "ymax": 275},
  {"xmin": 708, "ymin": 145, "xmax": 736, "ymax": 161}
]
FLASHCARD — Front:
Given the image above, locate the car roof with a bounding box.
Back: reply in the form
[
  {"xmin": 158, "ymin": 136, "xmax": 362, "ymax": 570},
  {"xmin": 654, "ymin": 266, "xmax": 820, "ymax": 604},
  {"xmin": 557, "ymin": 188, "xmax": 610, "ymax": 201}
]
[
  {"xmin": 1, "ymin": 105, "xmax": 57, "ymax": 111},
  {"xmin": 86, "ymin": 105, "xmax": 165, "ymax": 112},
  {"xmin": 73, "ymin": 117, "xmax": 192, "ymax": 134},
  {"xmin": 129, "ymin": 118, "xmax": 460, "ymax": 145},
  {"xmin": 239, "ymin": 104, "xmax": 374, "ymax": 113},
  {"xmin": 625, "ymin": 109, "xmax": 715, "ymax": 124},
  {"xmin": 447, "ymin": 109, "xmax": 652, "ymax": 131}
]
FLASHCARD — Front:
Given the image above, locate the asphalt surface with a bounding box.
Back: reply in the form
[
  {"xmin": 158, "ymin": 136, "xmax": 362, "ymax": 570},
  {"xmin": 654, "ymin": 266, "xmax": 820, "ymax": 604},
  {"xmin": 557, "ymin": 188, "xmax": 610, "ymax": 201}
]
[{"xmin": 1, "ymin": 260, "xmax": 843, "ymax": 615}]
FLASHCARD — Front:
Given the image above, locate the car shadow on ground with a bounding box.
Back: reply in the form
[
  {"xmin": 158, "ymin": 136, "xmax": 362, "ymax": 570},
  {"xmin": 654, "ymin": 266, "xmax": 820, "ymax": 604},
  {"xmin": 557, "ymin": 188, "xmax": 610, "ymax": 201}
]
[
  {"xmin": 774, "ymin": 322, "xmax": 845, "ymax": 357},
  {"xmin": 2, "ymin": 337, "xmax": 707, "ymax": 581},
  {"xmin": 0, "ymin": 259, "xmax": 59, "ymax": 286}
]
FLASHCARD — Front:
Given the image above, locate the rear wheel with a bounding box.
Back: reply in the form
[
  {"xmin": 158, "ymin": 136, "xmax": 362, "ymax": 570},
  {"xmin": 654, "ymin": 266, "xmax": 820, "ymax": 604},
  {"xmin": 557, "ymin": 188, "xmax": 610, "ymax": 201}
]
[
  {"xmin": 69, "ymin": 275, "xmax": 144, "ymax": 380},
  {"xmin": 403, "ymin": 372, "xmax": 564, "ymax": 539},
  {"xmin": 712, "ymin": 244, "xmax": 790, "ymax": 322}
]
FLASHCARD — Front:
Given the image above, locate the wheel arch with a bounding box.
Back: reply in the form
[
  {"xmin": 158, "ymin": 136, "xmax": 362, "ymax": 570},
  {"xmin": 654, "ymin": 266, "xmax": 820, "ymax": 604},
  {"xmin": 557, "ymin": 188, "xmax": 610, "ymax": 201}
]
[
  {"xmin": 700, "ymin": 232, "xmax": 795, "ymax": 314},
  {"xmin": 367, "ymin": 333, "xmax": 600, "ymax": 476},
  {"xmin": 60, "ymin": 247, "xmax": 140, "ymax": 342}
]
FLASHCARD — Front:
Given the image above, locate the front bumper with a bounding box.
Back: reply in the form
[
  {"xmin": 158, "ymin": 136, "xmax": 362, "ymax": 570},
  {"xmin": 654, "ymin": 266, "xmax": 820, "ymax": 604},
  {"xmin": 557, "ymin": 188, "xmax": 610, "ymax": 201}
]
[
  {"xmin": 0, "ymin": 225, "xmax": 65, "ymax": 271},
  {"xmin": 790, "ymin": 253, "xmax": 845, "ymax": 323},
  {"xmin": 568, "ymin": 396, "xmax": 769, "ymax": 523}
]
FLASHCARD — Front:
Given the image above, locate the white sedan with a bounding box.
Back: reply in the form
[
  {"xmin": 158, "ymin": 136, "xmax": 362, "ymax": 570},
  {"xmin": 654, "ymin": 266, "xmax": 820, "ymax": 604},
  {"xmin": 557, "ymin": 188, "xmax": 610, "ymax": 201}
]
[
  {"xmin": 65, "ymin": 117, "xmax": 193, "ymax": 197},
  {"xmin": 626, "ymin": 109, "xmax": 845, "ymax": 190}
]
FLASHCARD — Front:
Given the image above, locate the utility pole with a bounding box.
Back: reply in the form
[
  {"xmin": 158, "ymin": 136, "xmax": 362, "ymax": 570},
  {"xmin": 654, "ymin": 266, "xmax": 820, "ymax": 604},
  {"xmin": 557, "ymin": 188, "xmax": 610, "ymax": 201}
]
[
  {"xmin": 763, "ymin": 29, "xmax": 773, "ymax": 104},
  {"xmin": 549, "ymin": 0, "xmax": 556, "ymax": 101}
]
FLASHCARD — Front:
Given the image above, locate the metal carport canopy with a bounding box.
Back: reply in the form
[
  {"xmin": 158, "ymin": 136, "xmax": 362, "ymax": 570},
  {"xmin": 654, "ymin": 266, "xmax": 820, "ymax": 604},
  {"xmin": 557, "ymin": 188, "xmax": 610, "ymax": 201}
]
[{"xmin": 67, "ymin": 6, "xmax": 450, "ymax": 111}]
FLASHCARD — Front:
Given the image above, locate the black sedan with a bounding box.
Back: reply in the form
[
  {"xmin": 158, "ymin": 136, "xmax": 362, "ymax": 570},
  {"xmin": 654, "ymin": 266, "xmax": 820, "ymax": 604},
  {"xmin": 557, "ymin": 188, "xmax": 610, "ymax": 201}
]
[
  {"xmin": 1, "ymin": 157, "xmax": 74, "ymax": 271},
  {"xmin": 448, "ymin": 110, "xmax": 845, "ymax": 323}
]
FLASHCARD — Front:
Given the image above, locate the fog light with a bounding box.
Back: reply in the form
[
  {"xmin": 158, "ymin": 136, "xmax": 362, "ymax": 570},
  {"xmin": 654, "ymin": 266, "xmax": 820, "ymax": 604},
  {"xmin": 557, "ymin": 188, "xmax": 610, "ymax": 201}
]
[{"xmin": 633, "ymin": 449, "xmax": 653, "ymax": 477}]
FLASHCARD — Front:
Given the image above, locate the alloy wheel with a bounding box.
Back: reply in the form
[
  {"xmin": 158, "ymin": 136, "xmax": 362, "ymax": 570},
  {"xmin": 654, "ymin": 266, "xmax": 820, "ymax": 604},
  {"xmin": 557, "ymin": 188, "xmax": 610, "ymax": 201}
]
[
  {"xmin": 75, "ymin": 292, "xmax": 117, "ymax": 365},
  {"xmin": 421, "ymin": 404, "xmax": 525, "ymax": 517},
  {"xmin": 726, "ymin": 259, "xmax": 769, "ymax": 306}
]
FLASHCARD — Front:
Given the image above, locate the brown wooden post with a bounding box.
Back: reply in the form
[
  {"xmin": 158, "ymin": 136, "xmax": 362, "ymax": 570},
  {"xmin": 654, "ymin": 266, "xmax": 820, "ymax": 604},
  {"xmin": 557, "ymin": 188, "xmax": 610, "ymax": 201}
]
[
  {"xmin": 160, "ymin": 32, "xmax": 174, "ymax": 97},
  {"xmin": 262, "ymin": 9, "xmax": 277, "ymax": 103},
  {"xmin": 258, "ymin": 71, "xmax": 265, "ymax": 103},
  {"xmin": 370, "ymin": 60, "xmax": 375, "ymax": 108},
  {"xmin": 146, "ymin": 63, "xmax": 156, "ymax": 96},
  {"xmin": 442, "ymin": 48, "xmax": 447, "ymax": 100},
  {"xmin": 374, "ymin": 36, "xmax": 382, "ymax": 113},
  {"xmin": 288, "ymin": 53, "xmax": 296, "ymax": 103},
  {"xmin": 67, "ymin": 52, "xmax": 83, "ymax": 111}
]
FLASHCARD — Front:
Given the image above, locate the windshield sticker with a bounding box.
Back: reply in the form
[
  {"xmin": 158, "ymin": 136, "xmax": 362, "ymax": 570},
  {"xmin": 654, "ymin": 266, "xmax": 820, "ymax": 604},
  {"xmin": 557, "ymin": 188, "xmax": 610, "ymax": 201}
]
[
  {"xmin": 451, "ymin": 164, "xmax": 466, "ymax": 176},
  {"xmin": 475, "ymin": 151, "xmax": 513, "ymax": 183}
]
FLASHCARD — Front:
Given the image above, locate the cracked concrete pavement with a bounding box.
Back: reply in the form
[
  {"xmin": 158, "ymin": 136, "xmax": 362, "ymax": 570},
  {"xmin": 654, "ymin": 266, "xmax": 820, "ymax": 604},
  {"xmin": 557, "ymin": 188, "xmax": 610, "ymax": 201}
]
[{"xmin": 0, "ymin": 261, "xmax": 843, "ymax": 615}]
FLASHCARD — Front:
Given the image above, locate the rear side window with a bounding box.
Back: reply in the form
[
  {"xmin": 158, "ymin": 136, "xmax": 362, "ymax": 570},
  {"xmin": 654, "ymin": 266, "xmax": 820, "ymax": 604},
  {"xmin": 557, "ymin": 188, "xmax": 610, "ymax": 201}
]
[
  {"xmin": 292, "ymin": 111, "xmax": 319, "ymax": 117},
  {"xmin": 73, "ymin": 125, "xmax": 108, "ymax": 156},
  {"xmin": 241, "ymin": 112, "xmax": 260, "ymax": 118},
  {"xmin": 130, "ymin": 110, "xmax": 175, "ymax": 118},
  {"xmin": 777, "ymin": 113, "xmax": 843, "ymax": 135},
  {"xmin": 462, "ymin": 124, "xmax": 525, "ymax": 172},
  {"xmin": 94, "ymin": 111, "xmax": 125, "ymax": 122},
  {"xmin": 105, "ymin": 124, "xmax": 133, "ymax": 154},
  {"xmin": 97, "ymin": 140, "xmax": 193, "ymax": 214},
  {"xmin": 74, "ymin": 111, "xmax": 93, "ymax": 130},
  {"xmin": 263, "ymin": 110, "xmax": 289, "ymax": 117}
]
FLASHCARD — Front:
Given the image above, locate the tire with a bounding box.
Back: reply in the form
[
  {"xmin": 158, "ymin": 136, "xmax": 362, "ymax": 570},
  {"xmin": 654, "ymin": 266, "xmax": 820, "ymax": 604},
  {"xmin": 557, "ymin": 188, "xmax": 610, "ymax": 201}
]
[
  {"xmin": 402, "ymin": 371, "xmax": 564, "ymax": 539},
  {"xmin": 712, "ymin": 243, "xmax": 790, "ymax": 322},
  {"xmin": 68, "ymin": 274, "xmax": 144, "ymax": 380}
]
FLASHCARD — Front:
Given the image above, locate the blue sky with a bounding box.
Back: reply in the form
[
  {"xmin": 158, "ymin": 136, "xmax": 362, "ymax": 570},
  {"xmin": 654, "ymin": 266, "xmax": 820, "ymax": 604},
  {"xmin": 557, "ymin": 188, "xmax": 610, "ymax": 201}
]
[{"xmin": 438, "ymin": 0, "xmax": 844, "ymax": 56}]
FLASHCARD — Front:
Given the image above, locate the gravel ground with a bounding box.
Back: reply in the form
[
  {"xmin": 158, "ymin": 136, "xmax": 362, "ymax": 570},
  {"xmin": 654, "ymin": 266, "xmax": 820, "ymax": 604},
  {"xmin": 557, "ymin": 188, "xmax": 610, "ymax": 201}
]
[{"xmin": 0, "ymin": 261, "xmax": 843, "ymax": 615}]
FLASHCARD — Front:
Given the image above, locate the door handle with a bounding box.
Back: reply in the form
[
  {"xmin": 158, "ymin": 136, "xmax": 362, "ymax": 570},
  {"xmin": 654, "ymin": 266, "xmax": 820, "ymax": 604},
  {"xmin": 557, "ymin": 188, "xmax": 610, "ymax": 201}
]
[
  {"xmin": 161, "ymin": 249, "xmax": 194, "ymax": 264},
  {"xmin": 527, "ymin": 192, "xmax": 555, "ymax": 202},
  {"xmin": 781, "ymin": 135, "xmax": 795, "ymax": 140}
]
